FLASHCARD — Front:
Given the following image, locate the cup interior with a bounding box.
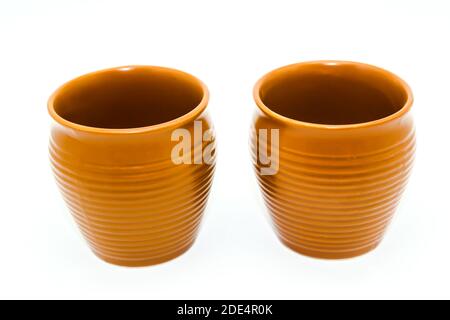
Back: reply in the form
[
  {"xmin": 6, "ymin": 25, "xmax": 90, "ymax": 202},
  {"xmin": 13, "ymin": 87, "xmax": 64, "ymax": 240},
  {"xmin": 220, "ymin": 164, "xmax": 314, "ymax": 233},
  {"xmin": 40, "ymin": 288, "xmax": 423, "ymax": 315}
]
[
  {"xmin": 257, "ymin": 62, "xmax": 410, "ymax": 125},
  {"xmin": 51, "ymin": 67, "xmax": 206, "ymax": 129}
]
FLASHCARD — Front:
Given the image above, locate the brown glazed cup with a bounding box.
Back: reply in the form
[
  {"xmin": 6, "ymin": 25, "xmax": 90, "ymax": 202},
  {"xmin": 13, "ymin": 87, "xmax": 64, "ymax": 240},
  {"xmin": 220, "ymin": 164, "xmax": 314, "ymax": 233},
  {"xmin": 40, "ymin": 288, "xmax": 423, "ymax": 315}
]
[
  {"xmin": 49, "ymin": 66, "xmax": 216, "ymax": 267},
  {"xmin": 251, "ymin": 61, "xmax": 415, "ymax": 259}
]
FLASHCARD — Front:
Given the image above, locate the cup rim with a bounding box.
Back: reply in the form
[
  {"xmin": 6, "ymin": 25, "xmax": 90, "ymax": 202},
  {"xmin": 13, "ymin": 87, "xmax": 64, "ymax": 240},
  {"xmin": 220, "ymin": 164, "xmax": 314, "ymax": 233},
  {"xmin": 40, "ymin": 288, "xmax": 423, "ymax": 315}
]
[
  {"xmin": 48, "ymin": 65, "xmax": 209, "ymax": 134},
  {"xmin": 253, "ymin": 60, "xmax": 414, "ymax": 130}
]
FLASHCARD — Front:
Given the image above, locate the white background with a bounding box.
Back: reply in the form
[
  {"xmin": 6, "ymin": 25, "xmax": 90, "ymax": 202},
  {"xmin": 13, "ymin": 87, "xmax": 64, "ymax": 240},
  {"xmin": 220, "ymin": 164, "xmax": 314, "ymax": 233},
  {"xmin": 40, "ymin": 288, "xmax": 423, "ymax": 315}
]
[{"xmin": 0, "ymin": 0, "xmax": 449, "ymax": 300}]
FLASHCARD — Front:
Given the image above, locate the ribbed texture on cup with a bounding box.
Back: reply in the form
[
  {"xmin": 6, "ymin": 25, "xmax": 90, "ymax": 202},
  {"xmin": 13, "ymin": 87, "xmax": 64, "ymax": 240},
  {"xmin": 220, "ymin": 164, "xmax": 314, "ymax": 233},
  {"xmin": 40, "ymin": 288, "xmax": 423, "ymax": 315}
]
[
  {"xmin": 50, "ymin": 138, "xmax": 216, "ymax": 267},
  {"xmin": 251, "ymin": 130, "xmax": 415, "ymax": 259}
]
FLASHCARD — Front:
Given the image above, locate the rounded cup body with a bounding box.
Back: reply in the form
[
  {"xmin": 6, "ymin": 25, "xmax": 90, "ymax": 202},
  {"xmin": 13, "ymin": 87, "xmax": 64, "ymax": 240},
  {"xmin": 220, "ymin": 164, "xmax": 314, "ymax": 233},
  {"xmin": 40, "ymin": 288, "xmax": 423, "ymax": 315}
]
[
  {"xmin": 49, "ymin": 66, "xmax": 215, "ymax": 266},
  {"xmin": 251, "ymin": 61, "xmax": 415, "ymax": 259}
]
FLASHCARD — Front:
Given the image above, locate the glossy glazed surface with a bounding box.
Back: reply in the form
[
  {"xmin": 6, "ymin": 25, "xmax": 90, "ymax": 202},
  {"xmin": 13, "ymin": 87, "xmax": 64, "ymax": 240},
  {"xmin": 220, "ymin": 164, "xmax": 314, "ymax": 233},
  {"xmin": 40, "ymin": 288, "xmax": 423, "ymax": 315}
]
[
  {"xmin": 49, "ymin": 66, "xmax": 216, "ymax": 267},
  {"xmin": 251, "ymin": 61, "xmax": 415, "ymax": 259}
]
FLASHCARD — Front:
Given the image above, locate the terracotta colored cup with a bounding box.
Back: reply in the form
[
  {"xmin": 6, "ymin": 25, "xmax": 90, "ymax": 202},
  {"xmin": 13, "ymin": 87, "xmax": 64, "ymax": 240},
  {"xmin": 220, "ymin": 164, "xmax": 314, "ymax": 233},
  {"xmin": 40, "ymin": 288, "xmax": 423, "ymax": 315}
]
[
  {"xmin": 251, "ymin": 61, "xmax": 415, "ymax": 259},
  {"xmin": 49, "ymin": 66, "xmax": 216, "ymax": 267}
]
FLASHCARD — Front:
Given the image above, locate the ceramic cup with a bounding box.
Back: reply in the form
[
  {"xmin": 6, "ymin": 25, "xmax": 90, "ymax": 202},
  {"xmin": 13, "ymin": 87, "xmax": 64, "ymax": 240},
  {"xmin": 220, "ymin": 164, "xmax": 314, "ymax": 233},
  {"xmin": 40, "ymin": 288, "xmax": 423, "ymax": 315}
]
[
  {"xmin": 49, "ymin": 66, "xmax": 216, "ymax": 267},
  {"xmin": 251, "ymin": 61, "xmax": 415, "ymax": 259}
]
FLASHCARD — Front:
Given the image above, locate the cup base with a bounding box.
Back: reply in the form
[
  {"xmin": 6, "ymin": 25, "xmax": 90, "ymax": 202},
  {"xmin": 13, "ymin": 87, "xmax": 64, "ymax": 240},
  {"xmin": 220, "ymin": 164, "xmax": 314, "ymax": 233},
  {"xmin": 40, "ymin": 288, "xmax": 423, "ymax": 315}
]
[
  {"xmin": 280, "ymin": 238, "xmax": 382, "ymax": 260},
  {"xmin": 90, "ymin": 241, "xmax": 195, "ymax": 267}
]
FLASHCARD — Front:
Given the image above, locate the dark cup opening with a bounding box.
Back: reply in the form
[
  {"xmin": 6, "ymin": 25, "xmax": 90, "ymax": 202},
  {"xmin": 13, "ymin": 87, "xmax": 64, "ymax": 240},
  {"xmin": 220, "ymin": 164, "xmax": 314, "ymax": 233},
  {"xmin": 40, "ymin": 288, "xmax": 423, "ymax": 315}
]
[
  {"xmin": 51, "ymin": 66, "xmax": 206, "ymax": 130},
  {"xmin": 257, "ymin": 62, "xmax": 411, "ymax": 125}
]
